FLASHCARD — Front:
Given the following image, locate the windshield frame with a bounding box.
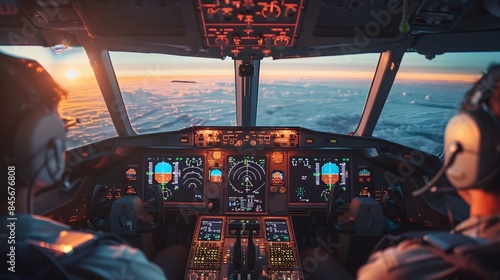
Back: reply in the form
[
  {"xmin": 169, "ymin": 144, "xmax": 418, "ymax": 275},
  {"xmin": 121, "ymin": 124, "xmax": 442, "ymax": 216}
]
[{"xmin": 102, "ymin": 51, "xmax": 380, "ymax": 135}]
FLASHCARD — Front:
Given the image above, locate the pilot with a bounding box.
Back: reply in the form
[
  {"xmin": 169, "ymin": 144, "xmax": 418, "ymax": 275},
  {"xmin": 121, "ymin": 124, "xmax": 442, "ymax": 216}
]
[
  {"xmin": 0, "ymin": 52, "xmax": 171, "ymax": 279},
  {"xmin": 357, "ymin": 63, "xmax": 500, "ymax": 279}
]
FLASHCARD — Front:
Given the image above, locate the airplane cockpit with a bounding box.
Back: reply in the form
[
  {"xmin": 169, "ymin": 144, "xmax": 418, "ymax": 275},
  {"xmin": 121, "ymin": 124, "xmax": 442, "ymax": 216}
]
[{"xmin": 1, "ymin": 0, "xmax": 500, "ymax": 279}]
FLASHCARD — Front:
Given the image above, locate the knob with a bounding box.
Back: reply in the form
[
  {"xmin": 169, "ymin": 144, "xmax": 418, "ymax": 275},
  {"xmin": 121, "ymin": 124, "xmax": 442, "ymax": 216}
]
[
  {"xmin": 207, "ymin": 272, "xmax": 216, "ymax": 280},
  {"xmin": 189, "ymin": 272, "xmax": 198, "ymax": 280}
]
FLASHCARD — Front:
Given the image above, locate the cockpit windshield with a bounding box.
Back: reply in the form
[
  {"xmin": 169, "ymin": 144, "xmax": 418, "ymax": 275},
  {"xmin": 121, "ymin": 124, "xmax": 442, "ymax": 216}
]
[
  {"xmin": 109, "ymin": 52, "xmax": 236, "ymax": 132},
  {"xmin": 257, "ymin": 54, "xmax": 377, "ymax": 132},
  {"xmin": 2, "ymin": 45, "xmax": 499, "ymax": 156},
  {"xmin": 0, "ymin": 46, "xmax": 117, "ymax": 150},
  {"xmin": 374, "ymin": 52, "xmax": 500, "ymax": 155},
  {"xmin": 110, "ymin": 52, "xmax": 378, "ymax": 134}
]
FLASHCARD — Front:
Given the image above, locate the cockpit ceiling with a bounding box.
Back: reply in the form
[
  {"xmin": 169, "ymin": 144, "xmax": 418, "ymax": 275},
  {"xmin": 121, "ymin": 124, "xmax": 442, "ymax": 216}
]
[
  {"xmin": 0, "ymin": 0, "xmax": 499, "ymax": 59},
  {"xmin": 197, "ymin": 0, "xmax": 305, "ymax": 59},
  {"xmin": 76, "ymin": 1, "xmax": 188, "ymax": 37}
]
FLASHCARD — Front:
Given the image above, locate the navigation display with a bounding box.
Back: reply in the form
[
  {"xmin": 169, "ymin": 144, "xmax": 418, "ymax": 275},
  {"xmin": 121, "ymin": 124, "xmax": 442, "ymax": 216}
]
[
  {"xmin": 289, "ymin": 156, "xmax": 350, "ymax": 203},
  {"xmin": 145, "ymin": 155, "xmax": 204, "ymax": 203},
  {"xmin": 227, "ymin": 155, "xmax": 266, "ymax": 212},
  {"xmin": 265, "ymin": 219, "xmax": 290, "ymax": 242},
  {"xmin": 198, "ymin": 219, "xmax": 223, "ymax": 241}
]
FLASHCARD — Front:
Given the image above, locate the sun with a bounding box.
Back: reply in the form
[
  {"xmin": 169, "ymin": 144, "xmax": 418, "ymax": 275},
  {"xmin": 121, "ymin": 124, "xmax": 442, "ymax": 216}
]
[{"xmin": 66, "ymin": 68, "xmax": 79, "ymax": 80}]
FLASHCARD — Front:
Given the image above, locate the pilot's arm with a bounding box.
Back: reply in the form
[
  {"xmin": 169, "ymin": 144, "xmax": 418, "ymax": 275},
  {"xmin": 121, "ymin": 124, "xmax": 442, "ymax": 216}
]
[
  {"xmin": 77, "ymin": 243, "xmax": 167, "ymax": 279},
  {"xmin": 357, "ymin": 239, "xmax": 454, "ymax": 280}
]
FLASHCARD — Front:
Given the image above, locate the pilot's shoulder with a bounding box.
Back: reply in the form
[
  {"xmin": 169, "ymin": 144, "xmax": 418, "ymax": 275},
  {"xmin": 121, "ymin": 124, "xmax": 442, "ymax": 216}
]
[
  {"xmin": 79, "ymin": 242, "xmax": 167, "ymax": 279},
  {"xmin": 357, "ymin": 239, "xmax": 448, "ymax": 280}
]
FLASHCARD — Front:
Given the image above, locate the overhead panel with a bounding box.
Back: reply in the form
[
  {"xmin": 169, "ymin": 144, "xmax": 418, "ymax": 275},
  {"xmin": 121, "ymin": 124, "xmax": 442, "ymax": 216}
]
[
  {"xmin": 197, "ymin": 0, "xmax": 305, "ymax": 59},
  {"xmin": 412, "ymin": 0, "xmax": 474, "ymax": 33}
]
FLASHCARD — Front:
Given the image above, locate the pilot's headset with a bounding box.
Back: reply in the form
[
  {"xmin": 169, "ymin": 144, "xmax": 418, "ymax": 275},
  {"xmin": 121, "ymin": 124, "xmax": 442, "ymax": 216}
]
[
  {"xmin": 0, "ymin": 55, "xmax": 67, "ymax": 189},
  {"xmin": 444, "ymin": 65, "xmax": 500, "ymax": 190}
]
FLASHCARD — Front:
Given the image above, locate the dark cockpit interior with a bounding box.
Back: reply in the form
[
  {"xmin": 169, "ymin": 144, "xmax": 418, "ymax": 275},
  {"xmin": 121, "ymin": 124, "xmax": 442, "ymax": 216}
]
[
  {"xmin": 1, "ymin": 0, "xmax": 500, "ymax": 279},
  {"xmin": 2, "ymin": 1, "xmax": 500, "ymax": 59}
]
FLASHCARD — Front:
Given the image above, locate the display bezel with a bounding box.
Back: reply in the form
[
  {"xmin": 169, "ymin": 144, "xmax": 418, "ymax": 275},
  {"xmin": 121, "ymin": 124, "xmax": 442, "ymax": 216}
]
[
  {"xmin": 264, "ymin": 219, "xmax": 290, "ymax": 242},
  {"xmin": 225, "ymin": 154, "xmax": 268, "ymax": 214},
  {"xmin": 288, "ymin": 153, "xmax": 352, "ymax": 206},
  {"xmin": 143, "ymin": 153, "xmax": 206, "ymax": 207},
  {"xmin": 197, "ymin": 218, "xmax": 224, "ymax": 241}
]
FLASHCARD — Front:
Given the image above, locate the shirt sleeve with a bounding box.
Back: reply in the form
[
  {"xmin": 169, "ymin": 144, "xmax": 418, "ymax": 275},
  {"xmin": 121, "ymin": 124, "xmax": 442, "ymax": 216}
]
[
  {"xmin": 357, "ymin": 246, "xmax": 400, "ymax": 280},
  {"xmin": 75, "ymin": 243, "xmax": 167, "ymax": 279},
  {"xmin": 357, "ymin": 239, "xmax": 455, "ymax": 280}
]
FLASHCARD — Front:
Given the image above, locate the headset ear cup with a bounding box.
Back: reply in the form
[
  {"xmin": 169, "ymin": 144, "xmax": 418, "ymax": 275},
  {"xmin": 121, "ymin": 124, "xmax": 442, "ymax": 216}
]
[
  {"xmin": 14, "ymin": 110, "xmax": 66, "ymax": 188},
  {"xmin": 445, "ymin": 109, "xmax": 500, "ymax": 189},
  {"xmin": 445, "ymin": 113, "xmax": 480, "ymax": 189}
]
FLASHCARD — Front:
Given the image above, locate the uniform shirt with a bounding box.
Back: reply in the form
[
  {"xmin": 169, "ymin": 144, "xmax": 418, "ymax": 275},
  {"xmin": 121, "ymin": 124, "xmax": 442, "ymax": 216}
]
[
  {"xmin": 357, "ymin": 214, "xmax": 500, "ymax": 280},
  {"xmin": 1, "ymin": 213, "xmax": 167, "ymax": 279}
]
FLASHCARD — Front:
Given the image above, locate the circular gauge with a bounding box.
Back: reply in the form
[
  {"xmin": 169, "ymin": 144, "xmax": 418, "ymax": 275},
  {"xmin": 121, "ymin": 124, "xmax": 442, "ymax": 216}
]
[
  {"xmin": 209, "ymin": 168, "xmax": 223, "ymax": 183},
  {"xmin": 227, "ymin": 156, "xmax": 266, "ymax": 194},
  {"xmin": 182, "ymin": 157, "xmax": 204, "ymax": 189},
  {"xmin": 125, "ymin": 168, "xmax": 137, "ymax": 182},
  {"xmin": 358, "ymin": 169, "xmax": 371, "ymax": 183},
  {"xmin": 212, "ymin": 151, "xmax": 222, "ymax": 160},
  {"xmin": 271, "ymin": 170, "xmax": 284, "ymax": 185},
  {"xmin": 271, "ymin": 151, "xmax": 284, "ymax": 164},
  {"xmin": 261, "ymin": 2, "xmax": 281, "ymax": 18}
]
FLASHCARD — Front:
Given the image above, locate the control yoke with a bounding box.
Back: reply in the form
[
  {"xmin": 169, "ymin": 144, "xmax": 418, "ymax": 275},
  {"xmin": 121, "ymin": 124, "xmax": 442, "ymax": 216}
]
[{"xmin": 90, "ymin": 184, "xmax": 163, "ymax": 233}]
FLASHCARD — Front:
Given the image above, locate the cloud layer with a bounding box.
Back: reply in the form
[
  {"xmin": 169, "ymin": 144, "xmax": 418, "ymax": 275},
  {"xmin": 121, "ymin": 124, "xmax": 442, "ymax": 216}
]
[{"xmin": 61, "ymin": 79, "xmax": 469, "ymax": 155}]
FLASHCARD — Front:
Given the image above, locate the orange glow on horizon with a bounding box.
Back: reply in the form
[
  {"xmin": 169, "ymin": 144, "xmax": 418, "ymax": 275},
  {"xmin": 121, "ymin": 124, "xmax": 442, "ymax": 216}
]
[
  {"xmin": 396, "ymin": 72, "xmax": 481, "ymax": 83},
  {"xmin": 259, "ymin": 69, "xmax": 376, "ymax": 80},
  {"xmin": 113, "ymin": 70, "xmax": 480, "ymax": 85}
]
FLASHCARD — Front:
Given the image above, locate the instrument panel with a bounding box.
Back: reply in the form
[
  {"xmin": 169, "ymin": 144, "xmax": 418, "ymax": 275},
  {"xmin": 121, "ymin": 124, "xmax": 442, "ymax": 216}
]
[
  {"xmin": 80, "ymin": 127, "xmax": 444, "ymax": 279},
  {"xmin": 91, "ymin": 127, "xmax": 417, "ymax": 215},
  {"xmin": 133, "ymin": 147, "xmax": 398, "ymax": 217},
  {"xmin": 140, "ymin": 150, "xmax": 358, "ymax": 213}
]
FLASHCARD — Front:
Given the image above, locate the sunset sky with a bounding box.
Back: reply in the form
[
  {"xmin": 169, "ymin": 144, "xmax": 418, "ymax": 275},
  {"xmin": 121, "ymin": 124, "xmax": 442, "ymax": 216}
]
[
  {"xmin": 1, "ymin": 45, "xmax": 496, "ymax": 152},
  {"xmin": 1, "ymin": 46, "xmax": 498, "ymax": 86}
]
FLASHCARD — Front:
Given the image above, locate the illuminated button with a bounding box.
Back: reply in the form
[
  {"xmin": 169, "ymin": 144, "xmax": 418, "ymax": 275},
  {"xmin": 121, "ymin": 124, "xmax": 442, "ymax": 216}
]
[{"xmin": 212, "ymin": 151, "xmax": 222, "ymax": 160}]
